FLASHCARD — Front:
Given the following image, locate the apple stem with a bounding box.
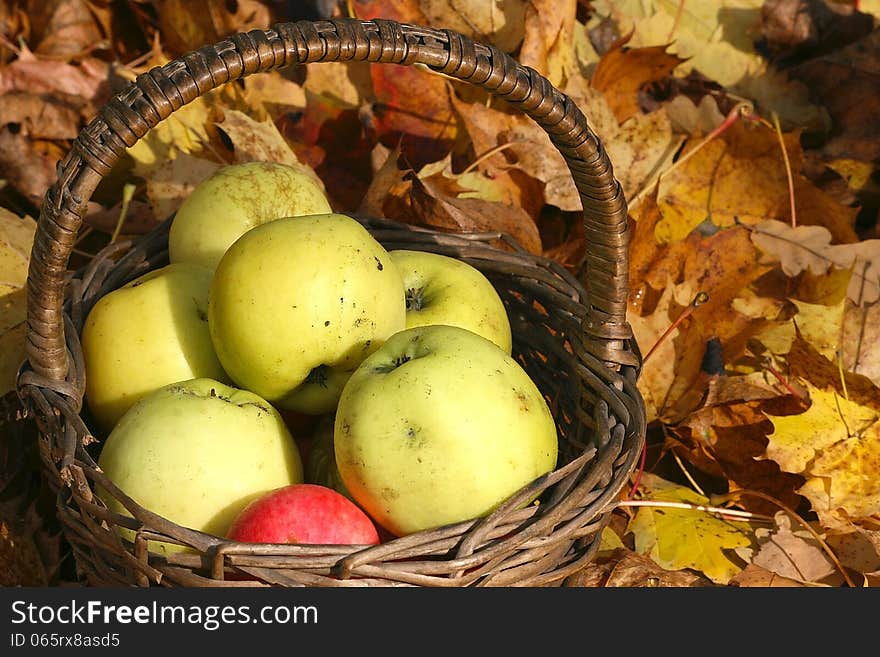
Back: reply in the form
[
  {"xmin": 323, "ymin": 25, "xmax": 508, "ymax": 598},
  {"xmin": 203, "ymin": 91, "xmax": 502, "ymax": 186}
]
[
  {"xmin": 405, "ymin": 287, "xmax": 424, "ymax": 311},
  {"xmin": 304, "ymin": 365, "xmax": 329, "ymax": 388}
]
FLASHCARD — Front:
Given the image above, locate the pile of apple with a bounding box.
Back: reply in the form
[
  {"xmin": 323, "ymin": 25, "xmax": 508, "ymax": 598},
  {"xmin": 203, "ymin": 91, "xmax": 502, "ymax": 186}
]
[{"xmin": 83, "ymin": 161, "xmax": 559, "ymax": 556}]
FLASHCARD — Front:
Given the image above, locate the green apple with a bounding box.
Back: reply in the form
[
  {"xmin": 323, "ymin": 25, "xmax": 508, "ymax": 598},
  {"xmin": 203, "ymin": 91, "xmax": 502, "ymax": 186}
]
[
  {"xmin": 304, "ymin": 414, "xmax": 354, "ymax": 502},
  {"xmin": 82, "ymin": 262, "xmax": 229, "ymax": 432},
  {"xmin": 96, "ymin": 377, "xmax": 304, "ymax": 555},
  {"xmin": 168, "ymin": 161, "xmax": 332, "ymax": 271},
  {"xmin": 208, "ymin": 212, "xmax": 406, "ymax": 415},
  {"xmin": 389, "ymin": 249, "xmax": 512, "ymax": 354},
  {"xmin": 334, "ymin": 324, "xmax": 558, "ymax": 537}
]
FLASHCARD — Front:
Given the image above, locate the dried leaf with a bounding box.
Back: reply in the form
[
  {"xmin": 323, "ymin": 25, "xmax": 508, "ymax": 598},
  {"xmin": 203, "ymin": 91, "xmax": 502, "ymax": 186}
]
[
  {"xmin": 143, "ymin": 152, "xmax": 221, "ymax": 224},
  {"xmin": 734, "ymin": 511, "xmax": 843, "ymax": 585},
  {"xmin": 591, "ymin": 36, "xmax": 687, "ymax": 123},
  {"xmin": 728, "ymin": 563, "xmax": 810, "ymax": 586},
  {"xmin": 750, "ymin": 219, "xmax": 880, "ymax": 304},
  {"xmin": 656, "ymin": 122, "xmax": 859, "ymax": 245},
  {"xmin": 626, "ymin": 473, "xmax": 755, "ymax": 584},
  {"xmin": 408, "ymin": 174, "xmax": 542, "ymax": 254},
  {"xmin": 567, "ymin": 547, "xmax": 715, "ymax": 587},
  {"xmin": 0, "ymin": 92, "xmax": 80, "ymax": 140},
  {"xmin": 216, "ymin": 109, "xmax": 315, "ymax": 175},
  {"xmin": 303, "ymin": 61, "xmax": 372, "ymax": 109},
  {"xmin": 0, "ymin": 208, "xmax": 36, "ymax": 396},
  {"xmin": 765, "ymin": 382, "xmax": 880, "ymax": 530},
  {"xmin": 417, "ymin": 0, "xmax": 528, "ymax": 52},
  {"xmin": 673, "ymin": 394, "xmax": 808, "ymax": 515},
  {"xmin": 152, "ymin": 0, "xmax": 271, "ymax": 56},
  {"xmin": 788, "ymin": 21, "xmax": 880, "ymax": 168},
  {"xmin": 590, "ymin": 0, "xmax": 829, "ymax": 131},
  {"xmin": 630, "ymin": 225, "xmax": 775, "ymax": 424},
  {"xmin": 28, "ymin": 0, "xmax": 106, "ymax": 58},
  {"xmin": 842, "ymin": 300, "xmax": 880, "ymax": 386},
  {"xmin": 518, "ymin": 0, "xmax": 576, "ymax": 86}
]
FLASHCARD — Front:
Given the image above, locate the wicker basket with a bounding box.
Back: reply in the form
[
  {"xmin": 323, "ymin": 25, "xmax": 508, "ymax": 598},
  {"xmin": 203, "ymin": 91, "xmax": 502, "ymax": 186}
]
[{"xmin": 16, "ymin": 17, "xmax": 646, "ymax": 587}]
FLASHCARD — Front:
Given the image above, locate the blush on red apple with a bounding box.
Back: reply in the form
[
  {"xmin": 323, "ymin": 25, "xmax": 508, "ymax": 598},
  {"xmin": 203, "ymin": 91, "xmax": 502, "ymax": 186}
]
[{"xmin": 226, "ymin": 483, "xmax": 380, "ymax": 545}]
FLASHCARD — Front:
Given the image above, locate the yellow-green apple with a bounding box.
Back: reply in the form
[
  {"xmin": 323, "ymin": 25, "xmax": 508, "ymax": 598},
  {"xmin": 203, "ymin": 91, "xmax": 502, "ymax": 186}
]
[
  {"xmin": 227, "ymin": 483, "xmax": 379, "ymax": 545},
  {"xmin": 96, "ymin": 378, "xmax": 304, "ymax": 555},
  {"xmin": 81, "ymin": 262, "xmax": 229, "ymax": 432},
  {"xmin": 389, "ymin": 249, "xmax": 512, "ymax": 354},
  {"xmin": 334, "ymin": 324, "xmax": 558, "ymax": 537},
  {"xmin": 208, "ymin": 212, "xmax": 406, "ymax": 415},
  {"xmin": 168, "ymin": 161, "xmax": 332, "ymax": 271},
  {"xmin": 304, "ymin": 414, "xmax": 353, "ymax": 501}
]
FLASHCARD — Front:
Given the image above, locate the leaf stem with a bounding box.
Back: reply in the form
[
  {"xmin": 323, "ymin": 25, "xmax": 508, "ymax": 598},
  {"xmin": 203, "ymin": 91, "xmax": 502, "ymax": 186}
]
[
  {"xmin": 771, "ymin": 111, "xmax": 797, "ymax": 228},
  {"xmin": 643, "ymin": 290, "xmax": 709, "ymax": 364},
  {"xmin": 618, "ymin": 499, "xmax": 775, "ymax": 523}
]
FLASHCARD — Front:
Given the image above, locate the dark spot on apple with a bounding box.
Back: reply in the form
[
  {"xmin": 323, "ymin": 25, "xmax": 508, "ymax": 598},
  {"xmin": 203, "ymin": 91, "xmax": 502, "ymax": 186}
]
[
  {"xmin": 340, "ymin": 421, "xmax": 351, "ymax": 435},
  {"xmin": 374, "ymin": 256, "xmax": 383, "ymax": 271},
  {"xmin": 194, "ymin": 298, "xmax": 208, "ymax": 322},
  {"xmin": 210, "ymin": 388, "xmax": 216, "ymax": 397},
  {"xmin": 513, "ymin": 388, "xmax": 531, "ymax": 412},
  {"xmin": 324, "ymin": 320, "xmax": 330, "ymax": 326},
  {"xmin": 407, "ymin": 427, "xmax": 416, "ymax": 439},
  {"xmin": 305, "ymin": 365, "xmax": 329, "ymax": 388},
  {"xmin": 130, "ymin": 280, "xmax": 143, "ymax": 288},
  {"xmin": 380, "ymin": 487, "xmax": 399, "ymax": 501}
]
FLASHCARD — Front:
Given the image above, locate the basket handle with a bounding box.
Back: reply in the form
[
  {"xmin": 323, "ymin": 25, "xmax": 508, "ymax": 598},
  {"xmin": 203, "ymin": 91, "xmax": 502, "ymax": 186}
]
[{"xmin": 25, "ymin": 18, "xmax": 635, "ymax": 385}]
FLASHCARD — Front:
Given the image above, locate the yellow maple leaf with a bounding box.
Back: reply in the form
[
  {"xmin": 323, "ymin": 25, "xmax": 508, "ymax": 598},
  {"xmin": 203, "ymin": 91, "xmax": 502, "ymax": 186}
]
[
  {"xmin": 765, "ymin": 383, "xmax": 880, "ymax": 530},
  {"xmin": 626, "ymin": 473, "xmax": 755, "ymax": 584}
]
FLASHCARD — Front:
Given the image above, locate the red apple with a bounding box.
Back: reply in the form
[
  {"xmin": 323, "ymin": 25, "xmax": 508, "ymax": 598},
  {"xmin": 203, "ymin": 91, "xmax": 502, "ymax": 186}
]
[{"xmin": 227, "ymin": 483, "xmax": 380, "ymax": 545}]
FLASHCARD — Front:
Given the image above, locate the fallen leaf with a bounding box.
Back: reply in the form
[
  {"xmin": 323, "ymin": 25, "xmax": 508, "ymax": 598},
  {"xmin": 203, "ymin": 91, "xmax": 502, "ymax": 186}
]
[
  {"xmin": 756, "ymin": 0, "xmax": 875, "ymax": 65},
  {"xmin": 765, "ymin": 381, "xmax": 880, "ymax": 530},
  {"xmin": 142, "ymin": 152, "xmax": 221, "ymax": 224},
  {"xmin": 734, "ymin": 510, "xmax": 843, "ymax": 584},
  {"xmin": 408, "ymin": 174, "xmax": 542, "ymax": 255},
  {"xmin": 591, "ymin": 36, "xmax": 687, "ymax": 123},
  {"xmin": 787, "ymin": 27, "xmax": 880, "ymax": 188},
  {"xmin": 303, "ymin": 61, "xmax": 372, "ymax": 110},
  {"xmin": 518, "ymin": 0, "xmax": 577, "ymax": 87},
  {"xmin": 672, "ymin": 393, "xmax": 808, "ymax": 515},
  {"xmin": 630, "ymin": 225, "xmax": 776, "ymax": 424},
  {"xmin": 750, "ymin": 219, "xmax": 880, "ymax": 304},
  {"xmin": 28, "ymin": 0, "xmax": 106, "ymax": 58},
  {"xmin": 0, "ymin": 92, "xmax": 80, "ymax": 140},
  {"xmin": 785, "ymin": 333, "xmax": 880, "ymax": 411},
  {"xmin": 370, "ymin": 63, "xmax": 457, "ymax": 166},
  {"xmin": 656, "ymin": 122, "xmax": 860, "ymax": 245},
  {"xmin": 626, "ymin": 473, "xmax": 755, "ymax": 584},
  {"xmin": 0, "ymin": 129, "xmax": 63, "ymax": 208},
  {"xmin": 0, "ymin": 208, "xmax": 36, "ymax": 396},
  {"xmin": 417, "ymin": 0, "xmax": 529, "ymax": 52},
  {"xmin": 566, "ymin": 547, "xmax": 715, "ymax": 587},
  {"xmin": 216, "ymin": 109, "xmax": 317, "ymax": 177},
  {"xmin": 589, "ymin": 0, "xmax": 829, "ymax": 131},
  {"xmin": 152, "ymin": 0, "xmax": 271, "ymax": 56},
  {"xmin": 842, "ymin": 300, "xmax": 880, "ymax": 386},
  {"xmin": 728, "ymin": 563, "xmax": 810, "ymax": 586}
]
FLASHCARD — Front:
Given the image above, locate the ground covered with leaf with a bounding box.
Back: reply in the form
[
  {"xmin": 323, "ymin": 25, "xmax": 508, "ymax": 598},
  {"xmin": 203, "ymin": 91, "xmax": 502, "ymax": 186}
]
[{"xmin": 1, "ymin": 0, "xmax": 879, "ymax": 587}]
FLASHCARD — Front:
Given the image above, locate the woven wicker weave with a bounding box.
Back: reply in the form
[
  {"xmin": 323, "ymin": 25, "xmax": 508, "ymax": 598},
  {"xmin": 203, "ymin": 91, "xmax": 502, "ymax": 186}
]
[{"xmin": 16, "ymin": 17, "xmax": 646, "ymax": 587}]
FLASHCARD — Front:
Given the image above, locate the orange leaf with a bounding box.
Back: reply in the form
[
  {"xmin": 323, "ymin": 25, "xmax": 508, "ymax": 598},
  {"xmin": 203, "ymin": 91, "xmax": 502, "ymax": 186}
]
[{"xmin": 591, "ymin": 35, "xmax": 687, "ymax": 124}]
